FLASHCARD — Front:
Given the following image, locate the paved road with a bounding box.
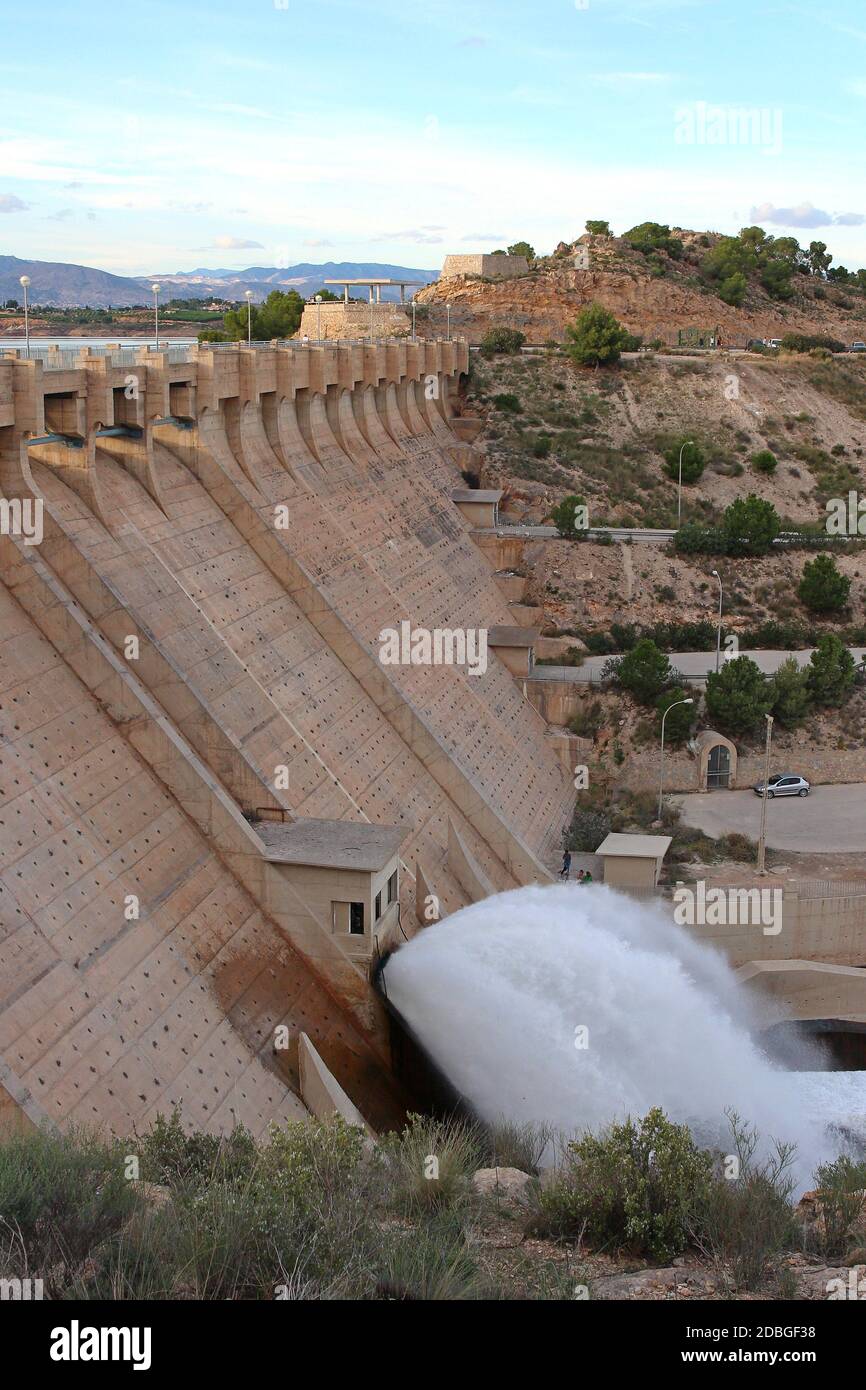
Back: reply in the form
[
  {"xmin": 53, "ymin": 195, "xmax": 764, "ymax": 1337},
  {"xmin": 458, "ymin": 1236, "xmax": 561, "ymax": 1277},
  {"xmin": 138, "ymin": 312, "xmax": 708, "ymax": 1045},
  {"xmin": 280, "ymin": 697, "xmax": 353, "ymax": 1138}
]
[
  {"xmin": 476, "ymin": 525, "xmax": 675, "ymax": 544},
  {"xmin": 675, "ymin": 785, "xmax": 866, "ymax": 853},
  {"xmin": 529, "ymin": 647, "xmax": 866, "ymax": 686}
]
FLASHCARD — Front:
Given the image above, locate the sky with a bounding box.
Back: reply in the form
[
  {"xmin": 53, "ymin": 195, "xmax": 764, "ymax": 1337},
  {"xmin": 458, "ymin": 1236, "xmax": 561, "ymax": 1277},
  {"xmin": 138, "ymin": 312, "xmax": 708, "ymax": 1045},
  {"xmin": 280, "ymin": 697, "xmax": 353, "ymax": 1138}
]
[{"xmin": 1, "ymin": 0, "xmax": 865, "ymax": 278}]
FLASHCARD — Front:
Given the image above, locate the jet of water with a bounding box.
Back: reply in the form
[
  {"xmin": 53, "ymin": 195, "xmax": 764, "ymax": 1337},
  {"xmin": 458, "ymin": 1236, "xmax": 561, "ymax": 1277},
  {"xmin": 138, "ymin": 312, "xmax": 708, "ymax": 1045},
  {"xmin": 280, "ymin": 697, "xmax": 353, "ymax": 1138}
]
[{"xmin": 384, "ymin": 883, "xmax": 863, "ymax": 1183}]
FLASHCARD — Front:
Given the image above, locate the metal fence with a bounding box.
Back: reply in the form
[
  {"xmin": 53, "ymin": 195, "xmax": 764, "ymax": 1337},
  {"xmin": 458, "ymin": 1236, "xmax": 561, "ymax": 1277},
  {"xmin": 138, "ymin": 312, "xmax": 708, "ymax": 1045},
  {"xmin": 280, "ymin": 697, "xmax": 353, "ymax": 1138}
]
[{"xmin": 797, "ymin": 878, "xmax": 866, "ymax": 900}]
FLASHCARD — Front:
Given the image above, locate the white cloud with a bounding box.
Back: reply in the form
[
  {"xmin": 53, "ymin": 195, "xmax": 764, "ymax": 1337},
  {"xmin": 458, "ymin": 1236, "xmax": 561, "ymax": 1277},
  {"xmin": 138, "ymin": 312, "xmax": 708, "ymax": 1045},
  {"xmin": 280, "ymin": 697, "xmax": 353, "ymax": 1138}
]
[
  {"xmin": 750, "ymin": 201, "xmax": 865, "ymax": 229},
  {"xmin": 0, "ymin": 192, "xmax": 30, "ymax": 213},
  {"xmin": 194, "ymin": 235, "xmax": 265, "ymax": 250}
]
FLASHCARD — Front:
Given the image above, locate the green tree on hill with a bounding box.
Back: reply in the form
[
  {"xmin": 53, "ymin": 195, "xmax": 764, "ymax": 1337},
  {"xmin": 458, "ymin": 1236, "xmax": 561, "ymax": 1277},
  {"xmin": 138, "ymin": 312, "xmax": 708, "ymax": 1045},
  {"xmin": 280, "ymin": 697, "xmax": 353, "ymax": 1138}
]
[
  {"xmin": 770, "ymin": 657, "xmax": 811, "ymax": 728},
  {"xmin": 610, "ymin": 638, "xmax": 674, "ymax": 705},
  {"xmin": 721, "ymin": 495, "xmax": 780, "ymax": 556},
  {"xmin": 585, "ymin": 220, "xmax": 611, "ymax": 236},
  {"xmin": 798, "ymin": 554, "xmax": 851, "ymax": 614},
  {"xmin": 564, "ymin": 303, "xmax": 630, "ymax": 367},
  {"xmin": 507, "ymin": 241, "xmax": 535, "ymax": 262},
  {"xmin": 550, "ymin": 494, "xmax": 589, "ymax": 539},
  {"xmin": 663, "ymin": 438, "xmax": 705, "ymax": 485},
  {"xmin": 705, "ymin": 656, "xmax": 773, "ymax": 734},
  {"xmin": 806, "ymin": 634, "xmax": 855, "ymax": 706}
]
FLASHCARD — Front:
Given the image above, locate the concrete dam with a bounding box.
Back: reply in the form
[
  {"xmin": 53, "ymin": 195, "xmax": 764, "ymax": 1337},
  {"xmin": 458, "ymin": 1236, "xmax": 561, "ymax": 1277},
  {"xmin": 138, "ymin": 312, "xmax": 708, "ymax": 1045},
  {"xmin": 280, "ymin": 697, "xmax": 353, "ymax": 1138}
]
[{"xmin": 0, "ymin": 338, "xmax": 575, "ymax": 1138}]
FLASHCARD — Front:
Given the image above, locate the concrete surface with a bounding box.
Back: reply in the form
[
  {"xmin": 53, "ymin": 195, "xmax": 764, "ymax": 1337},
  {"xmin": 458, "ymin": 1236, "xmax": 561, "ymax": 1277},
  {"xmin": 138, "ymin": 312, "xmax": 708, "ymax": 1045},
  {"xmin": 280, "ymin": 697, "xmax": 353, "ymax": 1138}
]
[{"xmin": 676, "ymin": 784, "xmax": 866, "ymax": 852}]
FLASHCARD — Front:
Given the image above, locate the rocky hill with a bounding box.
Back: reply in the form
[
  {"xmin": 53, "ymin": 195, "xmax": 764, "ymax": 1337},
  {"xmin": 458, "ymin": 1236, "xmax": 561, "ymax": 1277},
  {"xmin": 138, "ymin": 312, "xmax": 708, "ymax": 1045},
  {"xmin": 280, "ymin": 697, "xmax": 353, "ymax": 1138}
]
[{"xmin": 420, "ymin": 229, "xmax": 866, "ymax": 346}]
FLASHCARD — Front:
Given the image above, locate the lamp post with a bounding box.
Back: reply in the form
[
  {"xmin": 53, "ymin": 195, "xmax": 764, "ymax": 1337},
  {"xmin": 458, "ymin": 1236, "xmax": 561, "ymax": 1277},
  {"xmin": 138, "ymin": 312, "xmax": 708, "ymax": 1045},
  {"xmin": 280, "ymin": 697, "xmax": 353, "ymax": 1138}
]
[
  {"xmin": 711, "ymin": 569, "xmax": 723, "ymax": 673},
  {"xmin": 677, "ymin": 439, "xmax": 694, "ymax": 528},
  {"xmin": 412, "ymin": 299, "xmax": 416, "ymax": 343},
  {"xmin": 314, "ymin": 293, "xmax": 322, "ymax": 341},
  {"xmin": 151, "ymin": 282, "xmax": 160, "ymax": 350},
  {"xmin": 446, "ymin": 302, "xmax": 451, "ymax": 342},
  {"xmin": 756, "ymin": 713, "xmax": 774, "ymax": 876},
  {"xmin": 658, "ymin": 697, "xmax": 694, "ymax": 821},
  {"xmin": 244, "ymin": 289, "xmax": 253, "ymax": 346},
  {"xmin": 19, "ymin": 275, "xmax": 31, "ymax": 358}
]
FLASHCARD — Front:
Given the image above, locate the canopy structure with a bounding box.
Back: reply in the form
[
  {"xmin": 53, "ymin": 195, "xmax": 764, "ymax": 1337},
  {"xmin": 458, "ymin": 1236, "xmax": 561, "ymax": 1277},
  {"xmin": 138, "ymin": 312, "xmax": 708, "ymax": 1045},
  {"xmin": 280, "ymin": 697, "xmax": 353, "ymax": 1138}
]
[{"xmin": 323, "ymin": 277, "xmax": 426, "ymax": 304}]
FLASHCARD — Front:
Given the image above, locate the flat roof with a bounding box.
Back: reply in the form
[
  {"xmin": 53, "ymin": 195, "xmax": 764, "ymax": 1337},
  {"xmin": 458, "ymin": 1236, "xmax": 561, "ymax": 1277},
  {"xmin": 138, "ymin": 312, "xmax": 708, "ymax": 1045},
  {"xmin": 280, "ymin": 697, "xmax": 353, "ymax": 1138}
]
[
  {"xmin": 450, "ymin": 489, "xmax": 503, "ymax": 503},
  {"xmin": 596, "ymin": 832, "xmax": 673, "ymax": 861},
  {"xmin": 323, "ymin": 278, "xmax": 426, "ymax": 287},
  {"xmin": 489, "ymin": 625, "xmax": 538, "ymax": 647},
  {"xmin": 256, "ymin": 817, "xmax": 404, "ymax": 871}
]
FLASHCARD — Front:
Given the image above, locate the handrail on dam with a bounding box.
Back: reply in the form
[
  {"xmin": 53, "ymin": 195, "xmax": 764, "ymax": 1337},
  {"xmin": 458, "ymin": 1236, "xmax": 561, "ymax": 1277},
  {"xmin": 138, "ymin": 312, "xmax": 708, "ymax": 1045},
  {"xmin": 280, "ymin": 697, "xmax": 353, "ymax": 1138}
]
[{"xmin": 2, "ymin": 334, "xmax": 466, "ymax": 370}]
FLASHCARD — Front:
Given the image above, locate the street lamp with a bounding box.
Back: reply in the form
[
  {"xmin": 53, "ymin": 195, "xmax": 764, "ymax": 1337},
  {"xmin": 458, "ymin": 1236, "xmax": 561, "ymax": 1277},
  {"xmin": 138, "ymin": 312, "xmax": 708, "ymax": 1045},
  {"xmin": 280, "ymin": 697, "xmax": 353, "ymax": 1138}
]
[
  {"xmin": 658, "ymin": 697, "xmax": 694, "ymax": 821},
  {"xmin": 314, "ymin": 293, "xmax": 322, "ymax": 341},
  {"xmin": 677, "ymin": 439, "xmax": 694, "ymax": 528},
  {"xmin": 756, "ymin": 714, "xmax": 774, "ymax": 876},
  {"xmin": 711, "ymin": 569, "xmax": 723, "ymax": 673},
  {"xmin": 411, "ymin": 299, "xmax": 416, "ymax": 343},
  {"xmin": 19, "ymin": 275, "xmax": 31, "ymax": 358},
  {"xmin": 244, "ymin": 289, "xmax": 253, "ymax": 346},
  {"xmin": 446, "ymin": 302, "xmax": 451, "ymax": 342},
  {"xmin": 151, "ymin": 282, "xmax": 160, "ymax": 350}
]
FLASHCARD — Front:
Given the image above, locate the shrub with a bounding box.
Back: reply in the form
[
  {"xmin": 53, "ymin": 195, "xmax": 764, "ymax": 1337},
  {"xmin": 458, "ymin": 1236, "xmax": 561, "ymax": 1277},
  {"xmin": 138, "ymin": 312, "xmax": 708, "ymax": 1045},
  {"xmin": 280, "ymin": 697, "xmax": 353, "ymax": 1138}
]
[
  {"xmin": 564, "ymin": 303, "xmax": 631, "ymax": 367},
  {"xmin": 531, "ymin": 1109, "xmax": 714, "ymax": 1262},
  {"xmin": 751, "ymin": 449, "xmax": 777, "ymax": 474},
  {"xmin": 781, "ymin": 332, "xmax": 846, "ymax": 355},
  {"xmin": 139, "ymin": 1107, "xmax": 257, "ymax": 1188},
  {"xmin": 482, "ymin": 1119, "xmax": 552, "ymax": 1176},
  {"xmin": 806, "ymin": 633, "xmax": 856, "ymax": 705},
  {"xmin": 568, "ymin": 805, "xmax": 611, "ymax": 852},
  {"xmin": 0, "ymin": 1128, "xmax": 141, "ymax": 1294},
  {"xmin": 798, "ymin": 554, "xmax": 851, "ymax": 613},
  {"xmin": 674, "ymin": 522, "xmax": 726, "ymax": 555},
  {"xmin": 663, "ymin": 437, "xmax": 705, "ymax": 484},
  {"xmin": 810, "ymin": 1156, "xmax": 866, "ymax": 1259},
  {"xmin": 383, "ymin": 1114, "xmax": 485, "ymax": 1216},
  {"xmin": 491, "ymin": 392, "xmax": 522, "ymax": 413},
  {"xmin": 690, "ymin": 1115, "xmax": 797, "ymax": 1291},
  {"xmin": 705, "ymin": 655, "xmax": 773, "ymax": 734},
  {"xmin": 568, "ymin": 698, "xmax": 604, "ymax": 738},
  {"xmin": 480, "ymin": 326, "xmax": 526, "ymax": 356}
]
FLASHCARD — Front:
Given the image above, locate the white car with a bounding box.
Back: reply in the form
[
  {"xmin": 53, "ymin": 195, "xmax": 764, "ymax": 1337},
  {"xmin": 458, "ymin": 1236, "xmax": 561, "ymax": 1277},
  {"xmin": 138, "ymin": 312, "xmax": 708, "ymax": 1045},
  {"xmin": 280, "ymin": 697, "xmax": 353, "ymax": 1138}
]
[
  {"xmin": 752, "ymin": 773, "xmax": 811, "ymax": 798},
  {"xmin": 765, "ymin": 338, "xmax": 783, "ymax": 350}
]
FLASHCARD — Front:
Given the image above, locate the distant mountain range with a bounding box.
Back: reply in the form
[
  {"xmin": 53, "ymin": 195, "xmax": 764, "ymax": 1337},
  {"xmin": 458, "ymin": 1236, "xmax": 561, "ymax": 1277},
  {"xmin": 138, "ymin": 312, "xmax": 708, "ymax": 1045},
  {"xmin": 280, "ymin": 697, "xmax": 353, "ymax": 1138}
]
[
  {"xmin": 0, "ymin": 255, "xmax": 150, "ymax": 309},
  {"xmin": 149, "ymin": 261, "xmax": 440, "ymax": 303},
  {"xmin": 0, "ymin": 255, "xmax": 440, "ymax": 309}
]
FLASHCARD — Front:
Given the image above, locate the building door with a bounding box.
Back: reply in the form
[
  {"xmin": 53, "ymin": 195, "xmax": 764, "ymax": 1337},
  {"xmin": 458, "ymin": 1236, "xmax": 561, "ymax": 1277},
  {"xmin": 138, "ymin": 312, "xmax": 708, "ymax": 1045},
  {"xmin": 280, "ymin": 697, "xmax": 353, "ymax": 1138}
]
[{"xmin": 706, "ymin": 744, "xmax": 731, "ymax": 789}]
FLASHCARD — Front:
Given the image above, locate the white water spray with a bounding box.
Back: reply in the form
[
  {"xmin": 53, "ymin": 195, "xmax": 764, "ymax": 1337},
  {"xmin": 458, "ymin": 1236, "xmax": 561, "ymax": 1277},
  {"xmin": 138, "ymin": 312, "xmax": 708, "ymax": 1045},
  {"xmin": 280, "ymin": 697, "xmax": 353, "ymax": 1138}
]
[{"xmin": 384, "ymin": 884, "xmax": 866, "ymax": 1182}]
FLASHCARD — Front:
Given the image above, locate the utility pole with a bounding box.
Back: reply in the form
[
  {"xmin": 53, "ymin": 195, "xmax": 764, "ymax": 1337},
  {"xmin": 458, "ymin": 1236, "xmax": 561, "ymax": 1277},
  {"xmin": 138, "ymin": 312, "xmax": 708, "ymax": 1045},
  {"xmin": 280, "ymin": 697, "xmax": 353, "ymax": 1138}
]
[
  {"xmin": 712, "ymin": 569, "xmax": 723, "ymax": 672},
  {"xmin": 151, "ymin": 282, "xmax": 160, "ymax": 350},
  {"xmin": 245, "ymin": 289, "xmax": 253, "ymax": 346},
  {"xmin": 756, "ymin": 714, "xmax": 774, "ymax": 875}
]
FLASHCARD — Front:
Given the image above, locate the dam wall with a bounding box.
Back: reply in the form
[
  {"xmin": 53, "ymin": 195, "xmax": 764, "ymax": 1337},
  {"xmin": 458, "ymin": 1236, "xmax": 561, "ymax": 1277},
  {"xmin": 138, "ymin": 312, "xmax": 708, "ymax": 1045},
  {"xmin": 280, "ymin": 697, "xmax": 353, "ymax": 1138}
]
[{"xmin": 0, "ymin": 340, "xmax": 574, "ymax": 1135}]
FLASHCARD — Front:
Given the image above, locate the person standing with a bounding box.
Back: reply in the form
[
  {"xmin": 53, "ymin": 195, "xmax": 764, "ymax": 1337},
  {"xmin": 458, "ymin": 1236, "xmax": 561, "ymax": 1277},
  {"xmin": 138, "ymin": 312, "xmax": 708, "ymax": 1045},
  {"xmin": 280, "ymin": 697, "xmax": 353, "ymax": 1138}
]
[{"xmin": 559, "ymin": 850, "xmax": 572, "ymax": 880}]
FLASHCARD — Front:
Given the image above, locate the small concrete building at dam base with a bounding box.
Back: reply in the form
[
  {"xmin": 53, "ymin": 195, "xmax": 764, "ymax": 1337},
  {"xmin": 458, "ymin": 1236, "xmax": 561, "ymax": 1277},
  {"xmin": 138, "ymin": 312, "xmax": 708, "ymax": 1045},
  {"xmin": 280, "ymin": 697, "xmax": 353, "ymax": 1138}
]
[{"xmin": 1, "ymin": 337, "xmax": 864, "ymax": 1139}]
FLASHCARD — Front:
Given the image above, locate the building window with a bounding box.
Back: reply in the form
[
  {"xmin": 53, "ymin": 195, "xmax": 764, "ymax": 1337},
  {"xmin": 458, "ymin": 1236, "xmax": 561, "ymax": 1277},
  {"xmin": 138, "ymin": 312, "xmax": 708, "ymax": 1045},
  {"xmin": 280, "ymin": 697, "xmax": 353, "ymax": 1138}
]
[
  {"xmin": 375, "ymin": 891, "xmax": 382, "ymax": 920},
  {"xmin": 387, "ymin": 869, "xmax": 398, "ymax": 905},
  {"xmin": 350, "ymin": 901, "xmax": 365, "ymax": 935}
]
